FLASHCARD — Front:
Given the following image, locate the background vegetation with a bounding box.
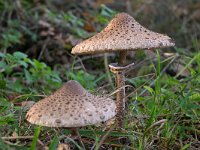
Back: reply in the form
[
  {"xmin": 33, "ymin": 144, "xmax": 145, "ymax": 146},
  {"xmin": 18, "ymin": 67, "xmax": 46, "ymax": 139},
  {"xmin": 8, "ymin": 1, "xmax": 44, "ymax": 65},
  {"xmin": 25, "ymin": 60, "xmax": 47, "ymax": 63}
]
[{"xmin": 0, "ymin": 0, "xmax": 199, "ymax": 149}]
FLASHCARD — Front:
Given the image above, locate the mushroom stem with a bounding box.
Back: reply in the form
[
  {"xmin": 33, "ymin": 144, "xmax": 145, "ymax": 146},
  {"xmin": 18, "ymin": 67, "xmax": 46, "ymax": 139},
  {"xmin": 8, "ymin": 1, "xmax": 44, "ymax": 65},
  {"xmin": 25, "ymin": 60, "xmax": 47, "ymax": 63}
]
[
  {"xmin": 118, "ymin": 51, "xmax": 127, "ymax": 66},
  {"xmin": 70, "ymin": 127, "xmax": 86, "ymax": 150},
  {"xmin": 70, "ymin": 127, "xmax": 77, "ymax": 136},
  {"xmin": 110, "ymin": 50, "xmax": 127, "ymax": 128},
  {"xmin": 109, "ymin": 62, "xmax": 134, "ymax": 128},
  {"xmin": 115, "ymin": 71, "xmax": 125, "ymax": 128}
]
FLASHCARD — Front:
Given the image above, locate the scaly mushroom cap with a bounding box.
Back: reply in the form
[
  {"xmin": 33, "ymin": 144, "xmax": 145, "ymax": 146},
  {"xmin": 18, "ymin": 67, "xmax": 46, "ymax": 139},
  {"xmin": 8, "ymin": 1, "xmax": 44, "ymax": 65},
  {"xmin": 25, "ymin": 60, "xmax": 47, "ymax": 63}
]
[
  {"xmin": 72, "ymin": 13, "xmax": 175, "ymax": 55},
  {"xmin": 26, "ymin": 80, "xmax": 116, "ymax": 127}
]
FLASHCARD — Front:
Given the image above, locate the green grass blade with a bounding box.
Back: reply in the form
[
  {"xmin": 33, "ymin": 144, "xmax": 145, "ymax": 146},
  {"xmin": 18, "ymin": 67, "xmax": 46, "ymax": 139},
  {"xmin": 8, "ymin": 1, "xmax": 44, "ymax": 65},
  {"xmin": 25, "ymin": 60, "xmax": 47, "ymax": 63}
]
[
  {"xmin": 30, "ymin": 126, "xmax": 41, "ymax": 150},
  {"xmin": 49, "ymin": 136, "xmax": 60, "ymax": 150}
]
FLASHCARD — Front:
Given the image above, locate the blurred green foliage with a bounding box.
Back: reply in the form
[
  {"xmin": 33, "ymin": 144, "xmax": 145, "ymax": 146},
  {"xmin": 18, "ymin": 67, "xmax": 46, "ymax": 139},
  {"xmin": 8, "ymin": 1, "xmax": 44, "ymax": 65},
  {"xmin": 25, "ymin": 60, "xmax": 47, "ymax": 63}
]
[{"xmin": 0, "ymin": 51, "xmax": 62, "ymax": 93}]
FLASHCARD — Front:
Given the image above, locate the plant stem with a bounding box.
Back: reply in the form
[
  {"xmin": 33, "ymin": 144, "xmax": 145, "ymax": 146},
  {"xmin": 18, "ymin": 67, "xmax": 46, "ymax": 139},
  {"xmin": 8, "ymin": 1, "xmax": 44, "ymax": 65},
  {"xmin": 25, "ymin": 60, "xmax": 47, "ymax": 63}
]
[
  {"xmin": 118, "ymin": 51, "xmax": 127, "ymax": 66},
  {"xmin": 115, "ymin": 70, "xmax": 125, "ymax": 128},
  {"xmin": 109, "ymin": 51, "xmax": 128, "ymax": 128},
  {"xmin": 116, "ymin": 51, "xmax": 128, "ymax": 128},
  {"xmin": 71, "ymin": 127, "xmax": 86, "ymax": 150}
]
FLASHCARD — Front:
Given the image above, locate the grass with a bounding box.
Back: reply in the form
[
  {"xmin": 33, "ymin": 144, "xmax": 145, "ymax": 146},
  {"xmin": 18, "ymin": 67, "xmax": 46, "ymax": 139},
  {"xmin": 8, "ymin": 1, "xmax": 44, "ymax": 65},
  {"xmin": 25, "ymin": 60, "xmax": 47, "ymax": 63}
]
[
  {"xmin": 0, "ymin": 0, "xmax": 200, "ymax": 149},
  {"xmin": 0, "ymin": 50, "xmax": 199, "ymax": 149}
]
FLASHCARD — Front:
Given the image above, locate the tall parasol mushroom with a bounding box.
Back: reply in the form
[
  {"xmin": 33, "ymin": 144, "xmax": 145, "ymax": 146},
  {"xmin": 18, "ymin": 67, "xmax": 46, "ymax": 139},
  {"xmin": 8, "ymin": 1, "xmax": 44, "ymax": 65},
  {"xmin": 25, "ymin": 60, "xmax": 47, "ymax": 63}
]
[{"xmin": 72, "ymin": 12, "xmax": 175, "ymax": 128}]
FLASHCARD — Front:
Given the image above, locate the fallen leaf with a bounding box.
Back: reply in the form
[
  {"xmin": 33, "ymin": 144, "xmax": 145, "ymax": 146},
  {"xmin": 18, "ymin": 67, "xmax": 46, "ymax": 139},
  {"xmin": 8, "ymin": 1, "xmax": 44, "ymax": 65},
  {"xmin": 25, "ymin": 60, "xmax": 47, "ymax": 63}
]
[
  {"xmin": 57, "ymin": 143, "xmax": 70, "ymax": 150},
  {"xmin": 21, "ymin": 101, "xmax": 35, "ymax": 109}
]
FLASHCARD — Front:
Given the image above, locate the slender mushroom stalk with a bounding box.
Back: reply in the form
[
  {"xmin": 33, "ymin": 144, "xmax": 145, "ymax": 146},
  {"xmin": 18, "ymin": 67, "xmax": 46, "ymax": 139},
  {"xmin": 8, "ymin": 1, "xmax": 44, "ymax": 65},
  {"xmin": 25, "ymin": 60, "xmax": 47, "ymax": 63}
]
[
  {"xmin": 115, "ymin": 51, "xmax": 127, "ymax": 127},
  {"xmin": 109, "ymin": 62, "xmax": 134, "ymax": 127},
  {"xmin": 71, "ymin": 13, "xmax": 175, "ymax": 128},
  {"xmin": 118, "ymin": 51, "xmax": 128, "ymax": 66},
  {"xmin": 26, "ymin": 80, "xmax": 116, "ymax": 149},
  {"xmin": 70, "ymin": 127, "xmax": 85, "ymax": 149},
  {"xmin": 110, "ymin": 67, "xmax": 125, "ymax": 128}
]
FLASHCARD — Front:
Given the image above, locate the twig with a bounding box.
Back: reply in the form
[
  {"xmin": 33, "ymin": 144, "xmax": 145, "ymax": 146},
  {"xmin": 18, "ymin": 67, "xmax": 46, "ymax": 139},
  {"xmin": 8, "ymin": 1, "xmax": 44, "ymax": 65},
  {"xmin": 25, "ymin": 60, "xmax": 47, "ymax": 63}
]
[
  {"xmin": 128, "ymin": 113, "xmax": 181, "ymax": 119},
  {"xmin": 2, "ymin": 140, "xmax": 24, "ymax": 146},
  {"xmin": 125, "ymin": 74, "xmax": 155, "ymax": 99},
  {"xmin": 125, "ymin": 57, "xmax": 155, "ymax": 74},
  {"xmin": 76, "ymin": 56, "xmax": 86, "ymax": 71},
  {"xmin": 74, "ymin": 54, "xmax": 115, "ymax": 65},
  {"xmin": 108, "ymin": 143, "xmax": 134, "ymax": 149},
  {"xmin": 14, "ymin": 94, "xmax": 46, "ymax": 100},
  {"xmin": 108, "ymin": 85, "xmax": 133, "ymax": 97}
]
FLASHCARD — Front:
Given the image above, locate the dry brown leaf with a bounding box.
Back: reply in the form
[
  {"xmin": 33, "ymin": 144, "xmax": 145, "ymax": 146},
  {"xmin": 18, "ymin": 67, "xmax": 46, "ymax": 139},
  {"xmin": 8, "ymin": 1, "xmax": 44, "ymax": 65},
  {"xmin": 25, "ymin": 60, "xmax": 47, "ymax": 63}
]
[
  {"xmin": 57, "ymin": 144, "xmax": 70, "ymax": 150},
  {"xmin": 83, "ymin": 23, "xmax": 95, "ymax": 32},
  {"xmin": 38, "ymin": 20, "xmax": 51, "ymax": 28},
  {"xmin": 21, "ymin": 101, "xmax": 35, "ymax": 109}
]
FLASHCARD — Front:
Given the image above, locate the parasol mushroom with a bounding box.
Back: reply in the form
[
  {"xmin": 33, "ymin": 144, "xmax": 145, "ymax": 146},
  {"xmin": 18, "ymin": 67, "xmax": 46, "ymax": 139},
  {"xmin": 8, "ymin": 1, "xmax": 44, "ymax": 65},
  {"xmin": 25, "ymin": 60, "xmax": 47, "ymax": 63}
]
[
  {"xmin": 71, "ymin": 12, "xmax": 175, "ymax": 128},
  {"xmin": 26, "ymin": 80, "xmax": 116, "ymax": 148}
]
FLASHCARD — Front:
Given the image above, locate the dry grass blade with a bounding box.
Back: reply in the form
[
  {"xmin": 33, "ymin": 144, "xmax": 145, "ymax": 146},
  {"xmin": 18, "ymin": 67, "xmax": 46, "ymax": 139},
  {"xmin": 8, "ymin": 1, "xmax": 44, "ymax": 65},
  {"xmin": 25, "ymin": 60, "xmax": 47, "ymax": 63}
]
[
  {"xmin": 139, "ymin": 53, "xmax": 180, "ymax": 96},
  {"xmin": 1, "ymin": 136, "xmax": 34, "ymax": 140},
  {"xmin": 92, "ymin": 123, "xmax": 116, "ymax": 150},
  {"xmin": 145, "ymin": 119, "xmax": 167, "ymax": 133}
]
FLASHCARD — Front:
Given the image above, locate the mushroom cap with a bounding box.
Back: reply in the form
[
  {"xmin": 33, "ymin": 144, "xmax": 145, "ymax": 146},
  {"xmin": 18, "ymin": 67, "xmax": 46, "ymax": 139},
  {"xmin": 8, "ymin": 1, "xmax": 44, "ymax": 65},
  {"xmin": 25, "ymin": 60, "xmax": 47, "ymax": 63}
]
[
  {"xmin": 72, "ymin": 13, "xmax": 175, "ymax": 55},
  {"xmin": 26, "ymin": 80, "xmax": 116, "ymax": 127}
]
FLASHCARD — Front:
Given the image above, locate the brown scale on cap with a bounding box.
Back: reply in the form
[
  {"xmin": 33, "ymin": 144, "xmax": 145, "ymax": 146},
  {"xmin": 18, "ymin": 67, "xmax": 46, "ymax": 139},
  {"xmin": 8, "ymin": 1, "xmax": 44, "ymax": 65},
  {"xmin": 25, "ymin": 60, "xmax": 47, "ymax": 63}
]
[
  {"xmin": 72, "ymin": 13, "xmax": 175, "ymax": 55},
  {"xmin": 26, "ymin": 80, "xmax": 116, "ymax": 127}
]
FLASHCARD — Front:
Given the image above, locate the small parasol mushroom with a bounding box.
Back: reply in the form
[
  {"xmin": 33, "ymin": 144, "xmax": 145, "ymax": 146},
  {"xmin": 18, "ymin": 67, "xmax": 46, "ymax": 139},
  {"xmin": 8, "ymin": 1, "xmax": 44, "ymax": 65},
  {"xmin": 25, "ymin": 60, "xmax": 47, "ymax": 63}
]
[{"xmin": 26, "ymin": 80, "xmax": 116, "ymax": 148}]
